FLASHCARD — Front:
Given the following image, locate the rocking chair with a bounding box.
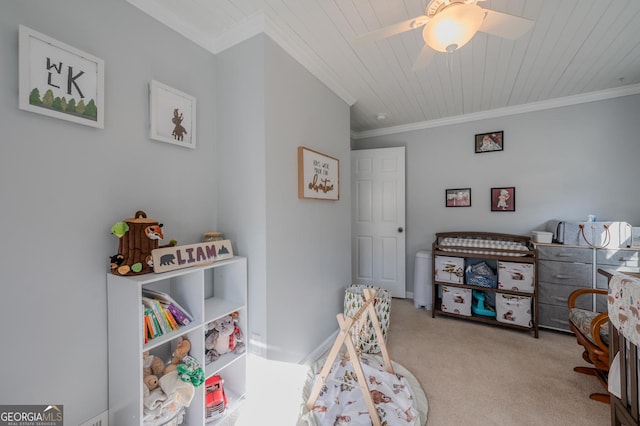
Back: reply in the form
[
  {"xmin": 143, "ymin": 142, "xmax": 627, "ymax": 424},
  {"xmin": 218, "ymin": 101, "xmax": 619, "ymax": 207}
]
[{"xmin": 567, "ymin": 287, "xmax": 610, "ymax": 404}]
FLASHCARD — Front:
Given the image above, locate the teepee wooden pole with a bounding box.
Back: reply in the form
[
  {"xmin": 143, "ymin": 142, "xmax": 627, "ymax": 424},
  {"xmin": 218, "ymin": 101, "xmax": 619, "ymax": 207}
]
[
  {"xmin": 363, "ymin": 288, "xmax": 393, "ymax": 374},
  {"xmin": 305, "ymin": 301, "xmax": 370, "ymax": 409},
  {"xmin": 338, "ymin": 313, "xmax": 382, "ymax": 426},
  {"xmin": 305, "ymin": 289, "xmax": 392, "ymax": 426}
]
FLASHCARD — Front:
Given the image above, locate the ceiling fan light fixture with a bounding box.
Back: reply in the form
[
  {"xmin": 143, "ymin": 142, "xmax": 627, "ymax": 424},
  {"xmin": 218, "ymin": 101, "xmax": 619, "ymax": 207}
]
[{"xmin": 422, "ymin": 3, "xmax": 485, "ymax": 53}]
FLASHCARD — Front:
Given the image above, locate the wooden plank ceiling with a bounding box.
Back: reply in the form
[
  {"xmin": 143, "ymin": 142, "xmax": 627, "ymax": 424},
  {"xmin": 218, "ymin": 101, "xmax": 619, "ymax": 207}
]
[{"xmin": 128, "ymin": 0, "xmax": 640, "ymax": 137}]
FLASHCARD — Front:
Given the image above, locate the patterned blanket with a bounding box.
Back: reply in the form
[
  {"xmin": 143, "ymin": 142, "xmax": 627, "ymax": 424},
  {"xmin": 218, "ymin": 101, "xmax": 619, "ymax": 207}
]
[
  {"xmin": 301, "ymin": 354, "xmax": 426, "ymax": 426},
  {"xmin": 608, "ymin": 273, "xmax": 640, "ymax": 347}
]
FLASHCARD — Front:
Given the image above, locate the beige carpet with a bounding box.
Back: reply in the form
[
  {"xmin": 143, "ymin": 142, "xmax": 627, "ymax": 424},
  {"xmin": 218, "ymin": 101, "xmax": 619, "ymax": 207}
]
[
  {"xmin": 387, "ymin": 298, "xmax": 609, "ymax": 425},
  {"xmin": 231, "ymin": 298, "xmax": 609, "ymax": 425}
]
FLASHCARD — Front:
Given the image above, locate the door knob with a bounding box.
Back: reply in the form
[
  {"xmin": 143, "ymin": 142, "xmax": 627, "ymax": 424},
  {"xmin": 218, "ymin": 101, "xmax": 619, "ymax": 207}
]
[{"xmin": 398, "ymin": 227, "xmax": 404, "ymax": 233}]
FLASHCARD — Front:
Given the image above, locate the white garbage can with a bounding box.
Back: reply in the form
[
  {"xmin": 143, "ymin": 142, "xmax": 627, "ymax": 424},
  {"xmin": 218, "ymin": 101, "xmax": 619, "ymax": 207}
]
[{"xmin": 413, "ymin": 250, "xmax": 432, "ymax": 310}]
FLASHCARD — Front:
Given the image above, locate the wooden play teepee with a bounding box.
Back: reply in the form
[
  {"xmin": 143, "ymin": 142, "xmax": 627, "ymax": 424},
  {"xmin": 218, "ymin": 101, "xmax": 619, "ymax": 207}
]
[{"xmin": 305, "ymin": 288, "xmax": 393, "ymax": 426}]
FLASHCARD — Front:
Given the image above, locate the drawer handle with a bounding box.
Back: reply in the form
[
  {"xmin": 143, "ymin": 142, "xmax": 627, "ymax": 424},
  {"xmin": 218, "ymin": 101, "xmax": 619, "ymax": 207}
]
[
  {"xmin": 553, "ymin": 274, "xmax": 573, "ymax": 279},
  {"xmin": 551, "ymin": 318, "xmax": 567, "ymax": 324},
  {"xmin": 553, "ymin": 296, "xmax": 565, "ymax": 302},
  {"xmin": 556, "ymin": 254, "xmax": 573, "ymax": 258}
]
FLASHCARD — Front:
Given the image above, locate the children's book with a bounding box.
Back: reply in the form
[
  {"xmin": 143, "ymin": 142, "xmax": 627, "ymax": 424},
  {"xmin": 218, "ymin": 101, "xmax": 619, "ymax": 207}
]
[{"xmin": 142, "ymin": 288, "xmax": 193, "ymax": 324}]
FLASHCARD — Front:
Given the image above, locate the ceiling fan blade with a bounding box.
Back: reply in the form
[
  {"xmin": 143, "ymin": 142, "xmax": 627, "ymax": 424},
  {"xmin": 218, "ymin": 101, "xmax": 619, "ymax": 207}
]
[
  {"xmin": 354, "ymin": 16, "xmax": 429, "ymax": 45},
  {"xmin": 478, "ymin": 9, "xmax": 534, "ymax": 40},
  {"xmin": 411, "ymin": 43, "xmax": 436, "ymax": 72}
]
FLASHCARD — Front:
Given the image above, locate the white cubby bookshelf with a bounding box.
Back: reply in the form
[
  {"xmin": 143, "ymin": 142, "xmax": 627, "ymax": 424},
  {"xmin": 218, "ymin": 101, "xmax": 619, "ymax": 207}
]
[{"xmin": 107, "ymin": 256, "xmax": 247, "ymax": 426}]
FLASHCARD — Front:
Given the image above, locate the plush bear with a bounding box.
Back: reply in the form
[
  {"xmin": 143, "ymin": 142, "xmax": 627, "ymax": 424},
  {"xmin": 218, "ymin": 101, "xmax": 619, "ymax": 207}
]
[
  {"xmin": 142, "ymin": 351, "xmax": 166, "ymax": 391},
  {"xmin": 205, "ymin": 314, "xmax": 245, "ymax": 363},
  {"xmin": 205, "ymin": 315, "xmax": 234, "ymax": 363},
  {"xmin": 164, "ymin": 336, "xmax": 191, "ymax": 374}
]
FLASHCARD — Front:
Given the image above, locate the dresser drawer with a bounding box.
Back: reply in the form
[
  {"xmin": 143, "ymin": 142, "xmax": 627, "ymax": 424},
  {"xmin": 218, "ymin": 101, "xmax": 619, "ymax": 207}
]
[
  {"xmin": 538, "ymin": 260, "xmax": 593, "ymax": 287},
  {"xmin": 595, "ymin": 265, "xmax": 640, "ymax": 288},
  {"xmin": 538, "ymin": 303, "xmax": 571, "ymax": 331},
  {"xmin": 597, "ymin": 248, "xmax": 640, "ymax": 267},
  {"xmin": 538, "ymin": 282, "xmax": 592, "ymax": 309},
  {"xmin": 537, "ymin": 245, "xmax": 593, "ymax": 263}
]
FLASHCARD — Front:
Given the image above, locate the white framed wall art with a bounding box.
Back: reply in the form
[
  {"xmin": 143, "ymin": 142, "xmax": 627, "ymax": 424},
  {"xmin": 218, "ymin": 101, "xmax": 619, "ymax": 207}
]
[
  {"xmin": 18, "ymin": 25, "xmax": 105, "ymax": 128},
  {"xmin": 149, "ymin": 80, "xmax": 196, "ymax": 149}
]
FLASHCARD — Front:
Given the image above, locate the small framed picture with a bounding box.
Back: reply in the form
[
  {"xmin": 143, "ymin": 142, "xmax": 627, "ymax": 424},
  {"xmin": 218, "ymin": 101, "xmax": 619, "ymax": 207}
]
[
  {"xmin": 475, "ymin": 131, "xmax": 503, "ymax": 153},
  {"xmin": 446, "ymin": 188, "xmax": 471, "ymax": 207},
  {"xmin": 491, "ymin": 187, "xmax": 515, "ymax": 212},
  {"xmin": 150, "ymin": 80, "xmax": 196, "ymax": 149}
]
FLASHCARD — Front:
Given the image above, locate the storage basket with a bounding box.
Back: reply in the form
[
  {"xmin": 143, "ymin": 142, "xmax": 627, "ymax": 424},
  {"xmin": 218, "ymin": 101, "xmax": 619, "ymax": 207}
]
[
  {"xmin": 441, "ymin": 286, "xmax": 472, "ymax": 316},
  {"xmin": 496, "ymin": 294, "xmax": 532, "ymax": 328},
  {"xmin": 465, "ymin": 270, "xmax": 498, "ymax": 288},
  {"xmin": 344, "ymin": 284, "xmax": 391, "ymax": 354}
]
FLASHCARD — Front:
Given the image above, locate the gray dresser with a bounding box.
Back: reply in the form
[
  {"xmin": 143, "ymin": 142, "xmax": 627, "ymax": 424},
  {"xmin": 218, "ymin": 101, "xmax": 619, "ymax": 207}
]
[{"xmin": 535, "ymin": 243, "xmax": 640, "ymax": 332}]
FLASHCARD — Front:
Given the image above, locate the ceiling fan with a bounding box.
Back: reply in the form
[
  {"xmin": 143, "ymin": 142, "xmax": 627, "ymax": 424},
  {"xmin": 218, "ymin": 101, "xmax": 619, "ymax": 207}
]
[{"xmin": 355, "ymin": 0, "xmax": 534, "ymax": 71}]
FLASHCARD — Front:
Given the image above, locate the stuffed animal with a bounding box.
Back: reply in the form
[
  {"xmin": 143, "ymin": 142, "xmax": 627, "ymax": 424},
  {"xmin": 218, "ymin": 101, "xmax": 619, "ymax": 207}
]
[
  {"xmin": 163, "ymin": 336, "xmax": 191, "ymax": 375},
  {"xmin": 230, "ymin": 312, "xmax": 245, "ymax": 356},
  {"xmin": 205, "ymin": 315, "xmax": 233, "ymax": 363},
  {"xmin": 142, "ymin": 351, "xmax": 166, "ymax": 391},
  {"xmin": 205, "ymin": 313, "xmax": 245, "ymax": 363}
]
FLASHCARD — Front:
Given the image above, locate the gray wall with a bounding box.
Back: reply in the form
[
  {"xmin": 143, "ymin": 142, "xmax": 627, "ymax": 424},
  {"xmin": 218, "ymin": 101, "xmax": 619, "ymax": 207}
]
[
  {"xmin": 217, "ymin": 35, "xmax": 351, "ymax": 363},
  {"xmin": 2, "ymin": 3, "xmax": 352, "ymax": 422},
  {"xmin": 216, "ymin": 35, "xmax": 269, "ymax": 356},
  {"xmin": 0, "ymin": 1, "xmax": 216, "ymax": 424},
  {"xmin": 264, "ymin": 37, "xmax": 351, "ymax": 362},
  {"xmin": 353, "ymin": 94, "xmax": 640, "ymax": 295}
]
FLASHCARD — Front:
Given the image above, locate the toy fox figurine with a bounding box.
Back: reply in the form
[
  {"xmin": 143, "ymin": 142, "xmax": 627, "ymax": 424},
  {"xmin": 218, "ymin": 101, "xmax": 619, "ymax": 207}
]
[{"xmin": 145, "ymin": 224, "xmax": 164, "ymax": 240}]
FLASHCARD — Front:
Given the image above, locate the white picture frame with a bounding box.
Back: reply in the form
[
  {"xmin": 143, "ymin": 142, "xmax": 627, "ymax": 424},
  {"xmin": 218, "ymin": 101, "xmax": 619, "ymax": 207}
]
[
  {"xmin": 149, "ymin": 80, "xmax": 196, "ymax": 149},
  {"xmin": 18, "ymin": 25, "xmax": 104, "ymax": 128}
]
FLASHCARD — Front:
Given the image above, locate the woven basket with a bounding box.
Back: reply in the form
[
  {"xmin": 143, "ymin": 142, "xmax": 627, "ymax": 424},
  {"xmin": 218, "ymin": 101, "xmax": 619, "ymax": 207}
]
[{"xmin": 344, "ymin": 284, "xmax": 391, "ymax": 354}]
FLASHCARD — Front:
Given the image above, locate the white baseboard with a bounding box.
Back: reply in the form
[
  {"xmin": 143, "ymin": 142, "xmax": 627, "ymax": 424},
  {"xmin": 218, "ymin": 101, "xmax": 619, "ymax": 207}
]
[
  {"xmin": 299, "ymin": 293, "xmax": 436, "ymax": 366},
  {"xmin": 79, "ymin": 410, "xmax": 108, "ymax": 426},
  {"xmin": 299, "ymin": 328, "xmax": 339, "ymax": 366}
]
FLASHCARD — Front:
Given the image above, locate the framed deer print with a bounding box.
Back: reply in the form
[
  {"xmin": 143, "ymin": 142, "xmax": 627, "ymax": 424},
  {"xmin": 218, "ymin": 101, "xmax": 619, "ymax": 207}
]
[
  {"xmin": 150, "ymin": 80, "xmax": 196, "ymax": 149},
  {"xmin": 19, "ymin": 25, "xmax": 105, "ymax": 128}
]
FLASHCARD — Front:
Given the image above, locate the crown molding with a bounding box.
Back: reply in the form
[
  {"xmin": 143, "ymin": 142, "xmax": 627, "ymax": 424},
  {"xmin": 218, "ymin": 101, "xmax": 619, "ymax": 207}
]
[
  {"xmin": 351, "ymin": 83, "xmax": 640, "ymax": 140},
  {"xmin": 128, "ymin": 0, "xmax": 640, "ymax": 139},
  {"xmin": 127, "ymin": 0, "xmax": 217, "ymax": 52}
]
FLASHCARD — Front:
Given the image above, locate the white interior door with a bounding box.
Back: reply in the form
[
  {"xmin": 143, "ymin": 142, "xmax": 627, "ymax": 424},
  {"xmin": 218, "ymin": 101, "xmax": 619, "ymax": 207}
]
[{"xmin": 351, "ymin": 147, "xmax": 406, "ymax": 298}]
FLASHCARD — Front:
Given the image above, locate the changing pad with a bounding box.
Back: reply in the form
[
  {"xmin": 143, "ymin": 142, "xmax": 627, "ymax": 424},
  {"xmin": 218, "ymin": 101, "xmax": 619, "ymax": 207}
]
[
  {"xmin": 438, "ymin": 237, "xmax": 530, "ymax": 257},
  {"xmin": 299, "ymin": 353, "xmax": 428, "ymax": 426}
]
